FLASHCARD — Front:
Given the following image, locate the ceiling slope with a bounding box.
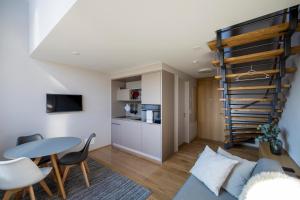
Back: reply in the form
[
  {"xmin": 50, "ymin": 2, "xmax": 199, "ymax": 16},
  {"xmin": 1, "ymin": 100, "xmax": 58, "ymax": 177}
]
[{"xmin": 31, "ymin": 0, "xmax": 299, "ymax": 77}]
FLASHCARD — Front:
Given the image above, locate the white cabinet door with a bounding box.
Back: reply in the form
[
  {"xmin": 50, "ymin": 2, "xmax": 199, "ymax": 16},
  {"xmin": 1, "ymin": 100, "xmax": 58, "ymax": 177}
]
[
  {"xmin": 142, "ymin": 72, "xmax": 161, "ymax": 104},
  {"xmin": 111, "ymin": 120, "xmax": 122, "ymax": 145},
  {"xmin": 141, "ymin": 123, "xmax": 161, "ymax": 159},
  {"xmin": 117, "ymin": 89, "xmax": 130, "ymax": 101},
  {"xmin": 122, "ymin": 121, "xmax": 142, "ymax": 151}
]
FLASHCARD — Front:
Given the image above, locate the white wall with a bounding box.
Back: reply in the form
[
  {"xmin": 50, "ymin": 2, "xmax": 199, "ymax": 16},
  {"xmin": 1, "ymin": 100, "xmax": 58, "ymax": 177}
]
[
  {"xmin": 279, "ymin": 54, "xmax": 300, "ymax": 166},
  {"xmin": 0, "ymin": 0, "xmax": 111, "ymax": 159},
  {"xmin": 28, "ymin": 0, "xmax": 77, "ymax": 53}
]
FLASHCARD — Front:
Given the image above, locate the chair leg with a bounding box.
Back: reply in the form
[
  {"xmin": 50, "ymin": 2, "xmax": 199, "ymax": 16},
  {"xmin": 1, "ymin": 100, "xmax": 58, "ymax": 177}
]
[
  {"xmin": 84, "ymin": 160, "xmax": 90, "ymax": 173},
  {"xmin": 28, "ymin": 186, "xmax": 36, "ymax": 200},
  {"xmin": 62, "ymin": 166, "xmax": 71, "ymax": 184},
  {"xmin": 39, "ymin": 180, "xmax": 53, "ymax": 197},
  {"xmin": 80, "ymin": 162, "xmax": 90, "ymax": 187},
  {"xmin": 2, "ymin": 190, "xmax": 14, "ymax": 200}
]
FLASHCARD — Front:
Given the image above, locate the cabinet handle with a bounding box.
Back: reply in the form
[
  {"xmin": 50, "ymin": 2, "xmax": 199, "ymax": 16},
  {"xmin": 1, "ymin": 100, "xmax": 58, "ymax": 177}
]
[{"xmin": 112, "ymin": 123, "xmax": 120, "ymax": 125}]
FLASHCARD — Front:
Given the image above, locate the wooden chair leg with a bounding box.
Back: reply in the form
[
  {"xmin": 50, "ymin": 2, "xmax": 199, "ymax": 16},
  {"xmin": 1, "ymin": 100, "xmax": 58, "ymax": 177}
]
[
  {"xmin": 2, "ymin": 190, "xmax": 14, "ymax": 200},
  {"xmin": 39, "ymin": 180, "xmax": 53, "ymax": 197},
  {"xmin": 62, "ymin": 166, "xmax": 71, "ymax": 184},
  {"xmin": 28, "ymin": 186, "xmax": 36, "ymax": 200},
  {"xmin": 14, "ymin": 189, "xmax": 25, "ymax": 200},
  {"xmin": 84, "ymin": 161, "xmax": 90, "ymax": 173},
  {"xmin": 80, "ymin": 162, "xmax": 90, "ymax": 187},
  {"xmin": 2, "ymin": 189, "xmax": 22, "ymax": 200}
]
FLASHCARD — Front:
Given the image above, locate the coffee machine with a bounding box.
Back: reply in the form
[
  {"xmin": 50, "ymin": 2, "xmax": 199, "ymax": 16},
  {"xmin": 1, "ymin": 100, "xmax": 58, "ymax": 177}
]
[{"xmin": 141, "ymin": 104, "xmax": 161, "ymax": 124}]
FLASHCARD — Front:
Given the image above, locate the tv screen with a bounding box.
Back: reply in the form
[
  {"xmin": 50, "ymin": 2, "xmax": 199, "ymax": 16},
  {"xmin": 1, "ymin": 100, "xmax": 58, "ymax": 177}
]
[{"xmin": 46, "ymin": 94, "xmax": 82, "ymax": 113}]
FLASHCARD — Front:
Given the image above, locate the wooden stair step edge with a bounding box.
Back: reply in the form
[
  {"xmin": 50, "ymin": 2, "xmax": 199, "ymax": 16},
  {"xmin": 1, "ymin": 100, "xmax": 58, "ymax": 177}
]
[
  {"xmin": 211, "ymin": 45, "xmax": 300, "ymax": 66},
  {"xmin": 208, "ymin": 23, "xmax": 300, "ymax": 51},
  {"xmin": 225, "ymin": 133, "xmax": 261, "ymax": 139},
  {"xmin": 215, "ymin": 67, "xmax": 297, "ymax": 79},
  {"xmin": 223, "ymin": 108, "xmax": 283, "ymax": 112},
  {"xmin": 218, "ymin": 84, "xmax": 290, "ymax": 91},
  {"xmin": 220, "ymin": 98, "xmax": 273, "ymax": 102},
  {"xmin": 224, "ymin": 137, "xmax": 254, "ymax": 144}
]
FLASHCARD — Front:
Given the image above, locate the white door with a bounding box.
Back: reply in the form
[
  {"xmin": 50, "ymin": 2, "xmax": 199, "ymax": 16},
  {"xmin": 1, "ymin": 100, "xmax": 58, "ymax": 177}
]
[
  {"xmin": 178, "ymin": 79, "xmax": 186, "ymax": 146},
  {"xmin": 184, "ymin": 81, "xmax": 190, "ymax": 143}
]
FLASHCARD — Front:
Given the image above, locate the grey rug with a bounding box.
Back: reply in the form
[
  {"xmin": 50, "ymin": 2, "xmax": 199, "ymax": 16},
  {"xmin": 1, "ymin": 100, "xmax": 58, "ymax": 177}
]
[{"xmin": 0, "ymin": 158, "xmax": 151, "ymax": 200}]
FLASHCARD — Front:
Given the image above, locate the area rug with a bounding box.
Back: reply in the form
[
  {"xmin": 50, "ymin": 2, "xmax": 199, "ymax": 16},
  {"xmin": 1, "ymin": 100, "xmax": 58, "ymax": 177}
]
[{"xmin": 0, "ymin": 158, "xmax": 151, "ymax": 200}]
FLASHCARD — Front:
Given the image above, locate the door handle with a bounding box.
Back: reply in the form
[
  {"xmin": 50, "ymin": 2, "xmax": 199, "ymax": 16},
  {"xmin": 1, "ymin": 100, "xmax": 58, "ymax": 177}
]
[{"xmin": 112, "ymin": 123, "xmax": 120, "ymax": 125}]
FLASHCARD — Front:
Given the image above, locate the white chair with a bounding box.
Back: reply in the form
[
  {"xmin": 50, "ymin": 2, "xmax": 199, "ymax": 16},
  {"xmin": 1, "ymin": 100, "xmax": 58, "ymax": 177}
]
[{"xmin": 0, "ymin": 157, "xmax": 53, "ymax": 200}]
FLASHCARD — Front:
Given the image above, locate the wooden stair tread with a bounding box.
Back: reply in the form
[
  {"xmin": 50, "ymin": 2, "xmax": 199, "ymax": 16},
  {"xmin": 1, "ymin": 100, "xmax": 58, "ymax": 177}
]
[
  {"xmin": 223, "ymin": 108, "xmax": 282, "ymax": 112},
  {"xmin": 225, "ymin": 124, "xmax": 259, "ymax": 128},
  {"xmin": 225, "ymin": 133, "xmax": 261, "ymax": 138},
  {"xmin": 220, "ymin": 98, "xmax": 273, "ymax": 102},
  {"xmin": 215, "ymin": 67, "xmax": 297, "ymax": 80},
  {"xmin": 218, "ymin": 84, "xmax": 290, "ymax": 91},
  {"xmin": 208, "ymin": 23, "xmax": 300, "ymax": 51},
  {"xmin": 226, "ymin": 116, "xmax": 269, "ymax": 122},
  {"xmin": 212, "ymin": 45, "xmax": 300, "ymax": 66}
]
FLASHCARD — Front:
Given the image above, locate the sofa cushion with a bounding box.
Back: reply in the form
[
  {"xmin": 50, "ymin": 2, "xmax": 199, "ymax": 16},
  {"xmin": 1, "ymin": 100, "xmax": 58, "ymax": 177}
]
[
  {"xmin": 190, "ymin": 146, "xmax": 239, "ymax": 196},
  {"xmin": 251, "ymin": 158, "xmax": 283, "ymax": 177},
  {"xmin": 218, "ymin": 148, "xmax": 257, "ymax": 198},
  {"xmin": 173, "ymin": 175, "xmax": 236, "ymax": 200}
]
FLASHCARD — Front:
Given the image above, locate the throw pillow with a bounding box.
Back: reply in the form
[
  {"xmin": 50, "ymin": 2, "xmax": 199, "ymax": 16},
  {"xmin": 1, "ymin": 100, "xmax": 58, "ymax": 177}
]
[
  {"xmin": 190, "ymin": 146, "xmax": 239, "ymax": 196},
  {"xmin": 239, "ymin": 172, "xmax": 300, "ymax": 200},
  {"xmin": 217, "ymin": 147, "xmax": 257, "ymax": 198}
]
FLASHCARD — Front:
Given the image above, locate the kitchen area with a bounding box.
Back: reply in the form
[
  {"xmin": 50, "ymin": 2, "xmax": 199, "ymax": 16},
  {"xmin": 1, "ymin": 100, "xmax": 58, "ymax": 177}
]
[{"xmin": 111, "ymin": 70, "xmax": 174, "ymax": 163}]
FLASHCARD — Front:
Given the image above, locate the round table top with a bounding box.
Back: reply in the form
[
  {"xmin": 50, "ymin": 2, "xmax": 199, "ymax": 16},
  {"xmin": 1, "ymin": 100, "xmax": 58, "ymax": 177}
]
[{"xmin": 3, "ymin": 137, "xmax": 82, "ymax": 159}]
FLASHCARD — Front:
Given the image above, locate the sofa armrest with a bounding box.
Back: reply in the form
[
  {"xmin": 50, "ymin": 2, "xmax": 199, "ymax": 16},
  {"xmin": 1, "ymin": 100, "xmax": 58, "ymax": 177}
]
[{"xmin": 251, "ymin": 158, "xmax": 284, "ymax": 177}]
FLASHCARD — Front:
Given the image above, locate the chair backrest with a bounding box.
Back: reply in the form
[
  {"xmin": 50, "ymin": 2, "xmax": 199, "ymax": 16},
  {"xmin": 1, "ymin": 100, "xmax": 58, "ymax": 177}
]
[
  {"xmin": 79, "ymin": 133, "xmax": 96, "ymax": 161},
  {"xmin": 0, "ymin": 157, "xmax": 44, "ymax": 190},
  {"xmin": 17, "ymin": 133, "xmax": 44, "ymax": 146}
]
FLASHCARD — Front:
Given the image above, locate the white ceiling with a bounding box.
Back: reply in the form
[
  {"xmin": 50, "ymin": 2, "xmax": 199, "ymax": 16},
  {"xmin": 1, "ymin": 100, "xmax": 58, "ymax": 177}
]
[{"xmin": 31, "ymin": 0, "xmax": 300, "ymax": 78}]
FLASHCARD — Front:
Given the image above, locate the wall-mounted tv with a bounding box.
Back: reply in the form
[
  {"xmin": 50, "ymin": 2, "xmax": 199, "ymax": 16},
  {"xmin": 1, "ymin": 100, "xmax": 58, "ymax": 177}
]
[{"xmin": 46, "ymin": 94, "xmax": 83, "ymax": 113}]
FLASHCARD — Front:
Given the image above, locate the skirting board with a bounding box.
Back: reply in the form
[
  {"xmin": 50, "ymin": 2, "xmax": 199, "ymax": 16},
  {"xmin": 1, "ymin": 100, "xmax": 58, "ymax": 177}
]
[{"xmin": 112, "ymin": 143, "xmax": 162, "ymax": 165}]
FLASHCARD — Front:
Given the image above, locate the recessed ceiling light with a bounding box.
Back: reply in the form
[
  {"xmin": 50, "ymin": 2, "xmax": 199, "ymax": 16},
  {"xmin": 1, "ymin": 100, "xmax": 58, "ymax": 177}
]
[
  {"xmin": 193, "ymin": 45, "xmax": 202, "ymax": 50},
  {"xmin": 71, "ymin": 51, "xmax": 80, "ymax": 55},
  {"xmin": 198, "ymin": 68, "xmax": 213, "ymax": 73},
  {"xmin": 193, "ymin": 59, "xmax": 199, "ymax": 64}
]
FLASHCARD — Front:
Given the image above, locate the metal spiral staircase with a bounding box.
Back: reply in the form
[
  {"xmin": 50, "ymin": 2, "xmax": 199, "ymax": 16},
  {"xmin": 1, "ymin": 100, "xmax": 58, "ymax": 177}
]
[{"xmin": 207, "ymin": 5, "xmax": 300, "ymax": 148}]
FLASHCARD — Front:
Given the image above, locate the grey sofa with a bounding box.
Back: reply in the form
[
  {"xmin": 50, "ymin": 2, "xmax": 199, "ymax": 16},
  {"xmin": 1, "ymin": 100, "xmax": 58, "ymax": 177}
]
[{"xmin": 173, "ymin": 158, "xmax": 283, "ymax": 200}]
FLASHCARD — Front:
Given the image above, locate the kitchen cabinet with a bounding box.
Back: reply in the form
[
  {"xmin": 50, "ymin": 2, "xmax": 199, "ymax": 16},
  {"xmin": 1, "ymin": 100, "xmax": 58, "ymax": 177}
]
[
  {"xmin": 116, "ymin": 89, "xmax": 130, "ymax": 101},
  {"xmin": 141, "ymin": 72, "xmax": 161, "ymax": 104},
  {"xmin": 111, "ymin": 120, "xmax": 122, "ymax": 145},
  {"xmin": 111, "ymin": 118, "xmax": 162, "ymax": 162},
  {"xmin": 141, "ymin": 123, "xmax": 161, "ymax": 159},
  {"xmin": 122, "ymin": 121, "xmax": 142, "ymax": 151}
]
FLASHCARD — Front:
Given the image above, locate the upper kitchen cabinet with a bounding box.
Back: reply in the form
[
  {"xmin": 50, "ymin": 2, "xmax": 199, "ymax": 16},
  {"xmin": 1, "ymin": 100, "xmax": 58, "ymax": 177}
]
[{"xmin": 141, "ymin": 71, "xmax": 161, "ymax": 104}]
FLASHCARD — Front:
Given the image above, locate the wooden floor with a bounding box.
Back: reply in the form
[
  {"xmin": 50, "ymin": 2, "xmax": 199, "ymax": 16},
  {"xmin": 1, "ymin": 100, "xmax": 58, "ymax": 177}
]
[{"xmin": 90, "ymin": 139, "xmax": 258, "ymax": 200}]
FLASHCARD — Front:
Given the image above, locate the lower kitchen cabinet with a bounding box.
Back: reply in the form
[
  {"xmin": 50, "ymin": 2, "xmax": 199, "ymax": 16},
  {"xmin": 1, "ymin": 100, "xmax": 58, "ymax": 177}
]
[
  {"xmin": 141, "ymin": 123, "xmax": 161, "ymax": 159},
  {"xmin": 122, "ymin": 121, "xmax": 142, "ymax": 151},
  {"xmin": 111, "ymin": 119, "xmax": 162, "ymax": 162},
  {"xmin": 111, "ymin": 120, "xmax": 122, "ymax": 145}
]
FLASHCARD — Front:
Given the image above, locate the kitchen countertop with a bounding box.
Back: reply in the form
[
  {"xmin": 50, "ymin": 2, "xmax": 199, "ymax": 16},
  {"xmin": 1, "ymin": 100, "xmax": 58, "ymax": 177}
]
[{"xmin": 112, "ymin": 116, "xmax": 161, "ymax": 125}]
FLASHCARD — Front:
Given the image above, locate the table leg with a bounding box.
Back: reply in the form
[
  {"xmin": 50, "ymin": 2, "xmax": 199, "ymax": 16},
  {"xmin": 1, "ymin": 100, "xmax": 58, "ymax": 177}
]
[{"xmin": 50, "ymin": 154, "xmax": 66, "ymax": 199}]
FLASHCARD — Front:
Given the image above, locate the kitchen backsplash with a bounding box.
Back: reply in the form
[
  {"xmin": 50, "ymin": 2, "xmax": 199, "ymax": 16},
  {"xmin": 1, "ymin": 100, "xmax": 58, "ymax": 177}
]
[{"xmin": 125, "ymin": 103, "xmax": 141, "ymax": 118}]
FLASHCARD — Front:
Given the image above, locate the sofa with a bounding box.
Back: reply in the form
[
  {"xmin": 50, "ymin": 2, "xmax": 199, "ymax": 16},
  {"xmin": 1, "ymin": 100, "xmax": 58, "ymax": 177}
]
[{"xmin": 173, "ymin": 158, "xmax": 283, "ymax": 200}]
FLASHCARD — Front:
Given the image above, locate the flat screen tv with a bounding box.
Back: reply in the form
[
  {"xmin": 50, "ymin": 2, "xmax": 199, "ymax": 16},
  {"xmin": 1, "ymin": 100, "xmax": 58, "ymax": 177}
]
[{"xmin": 46, "ymin": 94, "xmax": 82, "ymax": 113}]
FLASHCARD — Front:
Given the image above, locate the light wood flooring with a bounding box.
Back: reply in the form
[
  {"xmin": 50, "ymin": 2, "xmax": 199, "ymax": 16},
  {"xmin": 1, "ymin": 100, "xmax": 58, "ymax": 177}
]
[{"xmin": 89, "ymin": 139, "xmax": 258, "ymax": 200}]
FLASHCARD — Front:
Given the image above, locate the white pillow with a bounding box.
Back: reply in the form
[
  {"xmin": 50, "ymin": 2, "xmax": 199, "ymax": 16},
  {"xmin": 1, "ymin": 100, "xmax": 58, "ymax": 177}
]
[
  {"xmin": 239, "ymin": 172, "xmax": 300, "ymax": 200},
  {"xmin": 190, "ymin": 146, "xmax": 239, "ymax": 196},
  {"xmin": 218, "ymin": 147, "xmax": 257, "ymax": 198}
]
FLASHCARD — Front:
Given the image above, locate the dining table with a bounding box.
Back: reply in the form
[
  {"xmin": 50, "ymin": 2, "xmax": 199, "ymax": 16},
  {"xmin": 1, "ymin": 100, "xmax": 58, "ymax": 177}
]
[{"xmin": 3, "ymin": 137, "xmax": 82, "ymax": 199}]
